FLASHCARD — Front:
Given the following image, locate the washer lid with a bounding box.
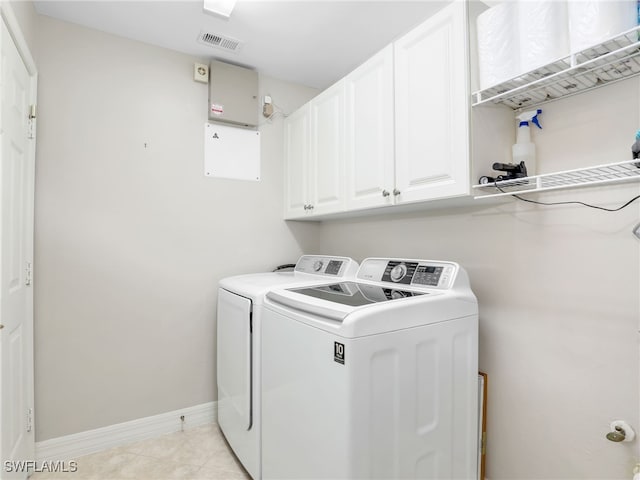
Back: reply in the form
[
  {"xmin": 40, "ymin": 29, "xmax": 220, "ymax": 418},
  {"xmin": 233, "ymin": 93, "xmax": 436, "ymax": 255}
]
[
  {"xmin": 266, "ymin": 281, "xmax": 435, "ymax": 323},
  {"xmin": 291, "ymin": 281, "xmax": 427, "ymax": 307},
  {"xmin": 265, "ymin": 258, "xmax": 478, "ymax": 336}
]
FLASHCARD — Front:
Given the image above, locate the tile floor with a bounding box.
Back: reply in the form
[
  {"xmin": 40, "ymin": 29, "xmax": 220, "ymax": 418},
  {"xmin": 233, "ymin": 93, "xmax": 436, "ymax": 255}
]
[{"xmin": 31, "ymin": 423, "xmax": 251, "ymax": 480}]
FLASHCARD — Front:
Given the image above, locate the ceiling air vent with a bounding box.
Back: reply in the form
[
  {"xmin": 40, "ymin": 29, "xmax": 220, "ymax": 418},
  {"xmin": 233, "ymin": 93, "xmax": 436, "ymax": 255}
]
[{"xmin": 197, "ymin": 31, "xmax": 243, "ymax": 53}]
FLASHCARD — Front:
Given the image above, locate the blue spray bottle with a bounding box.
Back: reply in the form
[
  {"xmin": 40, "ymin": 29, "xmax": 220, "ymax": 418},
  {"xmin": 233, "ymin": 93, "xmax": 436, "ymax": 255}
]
[{"xmin": 512, "ymin": 109, "xmax": 542, "ymax": 177}]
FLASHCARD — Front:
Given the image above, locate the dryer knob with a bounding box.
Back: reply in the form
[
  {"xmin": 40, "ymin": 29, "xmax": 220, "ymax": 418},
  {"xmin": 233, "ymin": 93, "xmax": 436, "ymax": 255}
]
[{"xmin": 313, "ymin": 260, "xmax": 324, "ymax": 272}]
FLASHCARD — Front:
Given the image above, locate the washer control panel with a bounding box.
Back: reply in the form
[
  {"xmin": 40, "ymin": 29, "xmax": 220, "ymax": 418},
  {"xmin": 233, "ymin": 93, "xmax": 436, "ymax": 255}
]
[
  {"xmin": 358, "ymin": 258, "xmax": 458, "ymax": 289},
  {"xmin": 382, "ymin": 261, "xmax": 417, "ymax": 284},
  {"xmin": 412, "ymin": 265, "xmax": 445, "ymax": 287}
]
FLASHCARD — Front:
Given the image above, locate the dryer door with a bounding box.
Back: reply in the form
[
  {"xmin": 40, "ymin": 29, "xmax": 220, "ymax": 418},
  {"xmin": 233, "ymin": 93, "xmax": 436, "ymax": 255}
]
[{"xmin": 217, "ymin": 288, "xmax": 252, "ymax": 431}]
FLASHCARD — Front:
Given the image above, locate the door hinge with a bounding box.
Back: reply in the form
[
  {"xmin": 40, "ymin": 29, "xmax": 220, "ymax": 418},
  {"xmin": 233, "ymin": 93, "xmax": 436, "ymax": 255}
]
[
  {"xmin": 26, "ymin": 408, "xmax": 33, "ymax": 433},
  {"xmin": 25, "ymin": 262, "xmax": 32, "ymax": 286},
  {"xmin": 28, "ymin": 104, "xmax": 36, "ymax": 140}
]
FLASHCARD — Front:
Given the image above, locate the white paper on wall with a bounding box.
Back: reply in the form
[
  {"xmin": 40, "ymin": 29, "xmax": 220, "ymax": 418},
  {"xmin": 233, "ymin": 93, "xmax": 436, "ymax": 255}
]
[{"xmin": 204, "ymin": 123, "xmax": 261, "ymax": 181}]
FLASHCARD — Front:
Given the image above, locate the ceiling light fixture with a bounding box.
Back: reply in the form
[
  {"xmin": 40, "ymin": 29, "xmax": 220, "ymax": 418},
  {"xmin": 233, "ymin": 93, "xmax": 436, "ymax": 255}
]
[{"xmin": 203, "ymin": 0, "xmax": 237, "ymax": 19}]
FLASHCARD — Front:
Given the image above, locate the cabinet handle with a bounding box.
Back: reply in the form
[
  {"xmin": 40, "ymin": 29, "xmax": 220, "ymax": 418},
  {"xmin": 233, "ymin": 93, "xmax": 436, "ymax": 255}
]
[
  {"xmin": 308, "ymin": 204, "xmax": 314, "ymax": 210},
  {"xmin": 303, "ymin": 204, "xmax": 309, "ymax": 210},
  {"xmin": 382, "ymin": 190, "xmax": 390, "ymax": 197},
  {"xmin": 393, "ymin": 188, "xmax": 401, "ymax": 196}
]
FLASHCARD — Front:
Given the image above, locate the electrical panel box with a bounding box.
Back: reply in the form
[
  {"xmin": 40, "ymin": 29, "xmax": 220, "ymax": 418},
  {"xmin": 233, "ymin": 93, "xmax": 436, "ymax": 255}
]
[
  {"xmin": 209, "ymin": 60, "xmax": 259, "ymax": 128},
  {"xmin": 204, "ymin": 123, "xmax": 260, "ymax": 181}
]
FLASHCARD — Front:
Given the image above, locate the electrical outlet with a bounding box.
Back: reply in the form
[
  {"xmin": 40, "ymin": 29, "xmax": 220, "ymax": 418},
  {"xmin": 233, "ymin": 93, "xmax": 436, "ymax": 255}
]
[{"xmin": 194, "ymin": 63, "xmax": 209, "ymax": 83}]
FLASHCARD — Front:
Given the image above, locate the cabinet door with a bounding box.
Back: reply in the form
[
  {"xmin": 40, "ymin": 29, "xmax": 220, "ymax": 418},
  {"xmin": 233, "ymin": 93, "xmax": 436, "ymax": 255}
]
[
  {"xmin": 284, "ymin": 104, "xmax": 310, "ymax": 219},
  {"xmin": 394, "ymin": 2, "xmax": 469, "ymax": 204},
  {"xmin": 345, "ymin": 45, "xmax": 395, "ymax": 211},
  {"xmin": 309, "ymin": 81, "xmax": 346, "ymax": 215}
]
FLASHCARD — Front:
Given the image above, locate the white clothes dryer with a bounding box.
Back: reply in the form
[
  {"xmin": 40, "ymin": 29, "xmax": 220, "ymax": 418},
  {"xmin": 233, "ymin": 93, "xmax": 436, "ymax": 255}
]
[
  {"xmin": 261, "ymin": 258, "xmax": 479, "ymax": 480},
  {"xmin": 216, "ymin": 255, "xmax": 359, "ymax": 479}
]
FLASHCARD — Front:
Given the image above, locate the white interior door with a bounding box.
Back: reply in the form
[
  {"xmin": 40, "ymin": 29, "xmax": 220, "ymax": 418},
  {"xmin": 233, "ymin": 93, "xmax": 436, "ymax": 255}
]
[{"xmin": 0, "ymin": 11, "xmax": 36, "ymax": 479}]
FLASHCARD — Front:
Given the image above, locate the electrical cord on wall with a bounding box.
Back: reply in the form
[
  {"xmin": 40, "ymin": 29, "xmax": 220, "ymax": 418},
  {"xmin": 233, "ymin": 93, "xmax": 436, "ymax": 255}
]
[{"xmin": 493, "ymin": 179, "xmax": 640, "ymax": 212}]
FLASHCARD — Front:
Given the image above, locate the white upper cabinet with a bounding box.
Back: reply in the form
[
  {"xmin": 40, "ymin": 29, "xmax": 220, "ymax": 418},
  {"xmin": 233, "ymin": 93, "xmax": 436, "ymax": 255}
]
[
  {"xmin": 309, "ymin": 81, "xmax": 346, "ymax": 216},
  {"xmin": 284, "ymin": 104, "xmax": 310, "ymax": 218},
  {"xmin": 284, "ymin": 81, "xmax": 346, "ymax": 219},
  {"xmin": 394, "ymin": 1, "xmax": 470, "ymax": 204},
  {"xmin": 284, "ymin": 1, "xmax": 471, "ymax": 220},
  {"xmin": 345, "ymin": 45, "xmax": 395, "ymax": 211}
]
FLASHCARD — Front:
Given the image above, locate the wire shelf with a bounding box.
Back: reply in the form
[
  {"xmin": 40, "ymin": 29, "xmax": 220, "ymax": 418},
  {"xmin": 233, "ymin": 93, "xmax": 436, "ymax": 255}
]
[
  {"xmin": 472, "ymin": 160, "xmax": 640, "ymax": 199},
  {"xmin": 472, "ymin": 26, "xmax": 640, "ymax": 109}
]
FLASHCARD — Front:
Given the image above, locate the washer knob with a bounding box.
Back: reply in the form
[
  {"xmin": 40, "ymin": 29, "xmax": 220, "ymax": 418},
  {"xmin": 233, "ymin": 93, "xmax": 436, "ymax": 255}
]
[
  {"xmin": 390, "ymin": 263, "xmax": 407, "ymax": 282},
  {"xmin": 313, "ymin": 260, "xmax": 324, "ymax": 272}
]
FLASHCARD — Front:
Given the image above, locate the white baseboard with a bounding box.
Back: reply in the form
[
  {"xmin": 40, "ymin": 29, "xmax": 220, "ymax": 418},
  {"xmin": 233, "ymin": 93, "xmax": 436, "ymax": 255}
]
[{"xmin": 36, "ymin": 401, "xmax": 217, "ymax": 462}]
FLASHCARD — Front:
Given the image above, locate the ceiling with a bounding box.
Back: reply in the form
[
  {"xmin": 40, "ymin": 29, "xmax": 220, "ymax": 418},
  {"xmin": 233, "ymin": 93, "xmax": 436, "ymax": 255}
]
[{"xmin": 33, "ymin": 1, "xmax": 449, "ymax": 89}]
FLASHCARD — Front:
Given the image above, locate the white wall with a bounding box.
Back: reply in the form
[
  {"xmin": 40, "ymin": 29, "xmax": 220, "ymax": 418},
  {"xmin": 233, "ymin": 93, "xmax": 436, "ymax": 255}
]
[
  {"xmin": 316, "ymin": 79, "xmax": 640, "ymax": 479},
  {"xmin": 33, "ymin": 15, "xmax": 319, "ymax": 441}
]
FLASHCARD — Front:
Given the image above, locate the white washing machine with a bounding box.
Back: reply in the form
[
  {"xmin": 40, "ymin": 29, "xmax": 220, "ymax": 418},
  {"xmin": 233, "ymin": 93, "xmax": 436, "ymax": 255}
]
[
  {"xmin": 216, "ymin": 255, "xmax": 359, "ymax": 479},
  {"xmin": 261, "ymin": 258, "xmax": 479, "ymax": 480}
]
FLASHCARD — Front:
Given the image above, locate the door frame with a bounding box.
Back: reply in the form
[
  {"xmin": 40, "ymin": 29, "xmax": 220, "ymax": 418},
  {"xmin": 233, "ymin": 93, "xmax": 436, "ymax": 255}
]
[
  {"xmin": 1, "ymin": 4, "xmax": 37, "ymax": 77},
  {"xmin": 0, "ymin": 0, "xmax": 38, "ymax": 468}
]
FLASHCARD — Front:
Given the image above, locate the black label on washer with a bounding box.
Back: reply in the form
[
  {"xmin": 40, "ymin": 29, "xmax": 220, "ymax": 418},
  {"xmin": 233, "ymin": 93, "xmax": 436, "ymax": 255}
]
[{"xmin": 334, "ymin": 342, "xmax": 345, "ymax": 365}]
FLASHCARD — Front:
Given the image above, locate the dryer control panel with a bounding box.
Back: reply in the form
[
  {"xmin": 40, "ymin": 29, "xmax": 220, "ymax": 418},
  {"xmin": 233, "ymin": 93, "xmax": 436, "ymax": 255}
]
[
  {"xmin": 358, "ymin": 258, "xmax": 458, "ymax": 289},
  {"xmin": 295, "ymin": 255, "xmax": 359, "ymax": 277}
]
